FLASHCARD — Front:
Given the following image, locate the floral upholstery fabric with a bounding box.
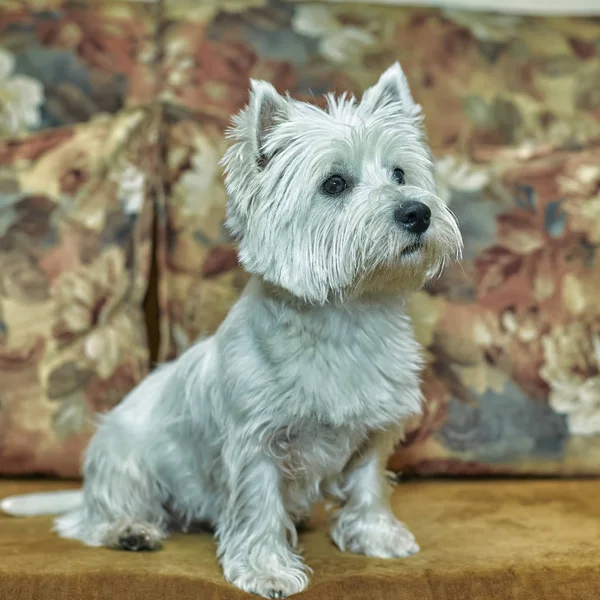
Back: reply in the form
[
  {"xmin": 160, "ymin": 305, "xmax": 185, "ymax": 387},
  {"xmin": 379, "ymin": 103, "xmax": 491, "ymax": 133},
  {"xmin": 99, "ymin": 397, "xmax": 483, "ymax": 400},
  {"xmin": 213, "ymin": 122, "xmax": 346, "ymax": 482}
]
[
  {"xmin": 0, "ymin": 1, "xmax": 158, "ymax": 476},
  {"xmin": 1, "ymin": 0, "xmax": 599, "ymax": 476},
  {"xmin": 158, "ymin": 1, "xmax": 600, "ymax": 475}
]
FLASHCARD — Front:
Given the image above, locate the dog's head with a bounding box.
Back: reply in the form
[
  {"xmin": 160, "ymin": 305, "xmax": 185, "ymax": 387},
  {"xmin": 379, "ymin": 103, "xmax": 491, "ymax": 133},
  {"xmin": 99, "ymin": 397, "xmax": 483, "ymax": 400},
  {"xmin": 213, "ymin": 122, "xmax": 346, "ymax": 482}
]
[{"xmin": 222, "ymin": 63, "xmax": 463, "ymax": 304}]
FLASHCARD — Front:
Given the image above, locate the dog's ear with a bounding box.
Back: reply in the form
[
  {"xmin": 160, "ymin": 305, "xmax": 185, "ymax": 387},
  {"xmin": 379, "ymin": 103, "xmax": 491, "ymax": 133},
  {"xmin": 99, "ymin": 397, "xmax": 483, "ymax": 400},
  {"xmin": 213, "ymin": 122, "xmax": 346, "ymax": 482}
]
[
  {"xmin": 248, "ymin": 79, "xmax": 290, "ymax": 168},
  {"xmin": 360, "ymin": 62, "xmax": 421, "ymax": 118}
]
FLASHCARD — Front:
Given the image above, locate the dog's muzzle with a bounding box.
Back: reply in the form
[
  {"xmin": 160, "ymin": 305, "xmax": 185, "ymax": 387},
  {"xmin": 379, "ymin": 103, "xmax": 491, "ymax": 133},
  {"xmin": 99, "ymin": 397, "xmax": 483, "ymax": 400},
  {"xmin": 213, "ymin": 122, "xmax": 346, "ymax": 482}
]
[{"xmin": 394, "ymin": 200, "xmax": 431, "ymax": 235}]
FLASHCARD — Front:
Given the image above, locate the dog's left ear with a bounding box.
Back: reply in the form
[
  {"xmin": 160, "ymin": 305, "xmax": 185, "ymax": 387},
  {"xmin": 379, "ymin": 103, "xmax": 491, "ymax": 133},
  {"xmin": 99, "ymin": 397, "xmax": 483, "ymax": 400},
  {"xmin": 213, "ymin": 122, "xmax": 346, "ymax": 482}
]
[{"xmin": 360, "ymin": 62, "xmax": 421, "ymax": 118}]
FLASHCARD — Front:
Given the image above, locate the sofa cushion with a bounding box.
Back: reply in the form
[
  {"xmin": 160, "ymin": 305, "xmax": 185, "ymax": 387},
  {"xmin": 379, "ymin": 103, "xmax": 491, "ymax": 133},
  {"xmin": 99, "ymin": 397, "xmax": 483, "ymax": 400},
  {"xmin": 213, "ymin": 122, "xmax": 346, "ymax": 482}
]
[
  {"xmin": 0, "ymin": 111, "xmax": 158, "ymax": 477},
  {"xmin": 2, "ymin": 0, "xmax": 600, "ymax": 478},
  {"xmin": 156, "ymin": 2, "xmax": 600, "ymax": 475},
  {"xmin": 0, "ymin": 1, "xmax": 160, "ymax": 476},
  {"xmin": 1, "ymin": 477, "xmax": 600, "ymax": 599}
]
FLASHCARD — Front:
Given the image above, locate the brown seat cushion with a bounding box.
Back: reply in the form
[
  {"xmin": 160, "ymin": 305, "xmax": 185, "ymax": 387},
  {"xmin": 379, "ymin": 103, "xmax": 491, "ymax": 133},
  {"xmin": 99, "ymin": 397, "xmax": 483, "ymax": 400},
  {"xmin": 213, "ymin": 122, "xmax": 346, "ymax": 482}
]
[{"xmin": 1, "ymin": 478, "xmax": 599, "ymax": 599}]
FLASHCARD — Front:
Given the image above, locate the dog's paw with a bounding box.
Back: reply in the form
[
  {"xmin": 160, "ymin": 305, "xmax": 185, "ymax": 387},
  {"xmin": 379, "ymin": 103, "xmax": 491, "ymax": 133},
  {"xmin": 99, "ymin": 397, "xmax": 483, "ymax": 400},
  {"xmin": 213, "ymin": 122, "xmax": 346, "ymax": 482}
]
[
  {"xmin": 331, "ymin": 514, "xmax": 419, "ymax": 559},
  {"xmin": 227, "ymin": 565, "xmax": 309, "ymax": 598},
  {"xmin": 105, "ymin": 520, "xmax": 164, "ymax": 552}
]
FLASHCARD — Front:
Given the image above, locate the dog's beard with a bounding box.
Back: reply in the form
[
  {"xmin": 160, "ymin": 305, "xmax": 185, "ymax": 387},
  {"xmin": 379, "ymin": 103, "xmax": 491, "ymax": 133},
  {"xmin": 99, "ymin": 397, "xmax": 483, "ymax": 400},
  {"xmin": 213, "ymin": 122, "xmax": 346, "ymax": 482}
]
[
  {"xmin": 346, "ymin": 245, "xmax": 440, "ymax": 300},
  {"xmin": 339, "ymin": 199, "xmax": 461, "ymax": 300}
]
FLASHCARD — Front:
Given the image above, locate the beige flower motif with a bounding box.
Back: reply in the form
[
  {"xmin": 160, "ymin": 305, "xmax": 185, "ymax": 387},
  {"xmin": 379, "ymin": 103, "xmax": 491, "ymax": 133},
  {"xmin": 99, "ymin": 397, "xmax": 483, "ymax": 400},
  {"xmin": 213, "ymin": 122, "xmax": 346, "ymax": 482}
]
[
  {"xmin": 52, "ymin": 392, "xmax": 89, "ymax": 440},
  {"xmin": 540, "ymin": 322, "xmax": 600, "ymax": 436},
  {"xmin": 467, "ymin": 309, "xmax": 538, "ymax": 395},
  {"xmin": 0, "ymin": 47, "xmax": 44, "ymax": 136},
  {"xmin": 405, "ymin": 291, "xmax": 445, "ymax": 349},
  {"xmin": 51, "ymin": 247, "xmax": 129, "ymax": 338},
  {"xmin": 434, "ymin": 156, "xmax": 490, "ymax": 205},
  {"xmin": 183, "ymin": 275, "xmax": 245, "ymax": 342},
  {"xmin": 164, "ymin": 0, "xmax": 265, "ymax": 20},
  {"xmin": 111, "ymin": 162, "xmax": 147, "ymax": 216},
  {"xmin": 560, "ymin": 164, "xmax": 600, "ymax": 244},
  {"xmin": 167, "ymin": 129, "xmax": 229, "ymax": 253},
  {"xmin": 543, "ymin": 115, "xmax": 600, "ymax": 148},
  {"xmin": 51, "ymin": 247, "xmax": 142, "ymax": 379},
  {"xmin": 172, "ymin": 134, "xmax": 221, "ymax": 220},
  {"xmin": 0, "ymin": 251, "xmax": 49, "ymax": 303},
  {"xmin": 292, "ymin": 5, "xmax": 375, "ymax": 64},
  {"xmin": 172, "ymin": 322, "xmax": 192, "ymax": 356},
  {"xmin": 161, "ymin": 38, "xmax": 195, "ymax": 94},
  {"xmin": 442, "ymin": 9, "xmax": 523, "ymax": 42},
  {"xmin": 83, "ymin": 312, "xmax": 140, "ymax": 379}
]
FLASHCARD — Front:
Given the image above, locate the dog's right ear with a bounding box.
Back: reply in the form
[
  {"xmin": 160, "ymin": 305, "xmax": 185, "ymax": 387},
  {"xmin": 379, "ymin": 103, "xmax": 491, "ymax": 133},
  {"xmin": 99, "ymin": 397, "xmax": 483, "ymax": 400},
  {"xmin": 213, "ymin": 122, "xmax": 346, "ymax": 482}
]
[
  {"xmin": 248, "ymin": 79, "xmax": 290, "ymax": 168},
  {"xmin": 221, "ymin": 80, "xmax": 290, "ymax": 242}
]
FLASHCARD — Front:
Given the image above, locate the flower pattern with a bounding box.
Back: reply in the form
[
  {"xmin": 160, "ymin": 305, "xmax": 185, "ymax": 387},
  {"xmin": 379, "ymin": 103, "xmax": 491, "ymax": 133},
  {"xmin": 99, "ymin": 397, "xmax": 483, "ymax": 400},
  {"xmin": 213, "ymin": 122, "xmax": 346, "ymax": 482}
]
[
  {"xmin": 0, "ymin": 104, "xmax": 156, "ymax": 475},
  {"xmin": 1, "ymin": 0, "xmax": 600, "ymax": 477},
  {"xmin": 0, "ymin": 48, "xmax": 44, "ymax": 136},
  {"xmin": 540, "ymin": 323, "xmax": 600, "ymax": 436},
  {"xmin": 157, "ymin": 1, "xmax": 600, "ymax": 476}
]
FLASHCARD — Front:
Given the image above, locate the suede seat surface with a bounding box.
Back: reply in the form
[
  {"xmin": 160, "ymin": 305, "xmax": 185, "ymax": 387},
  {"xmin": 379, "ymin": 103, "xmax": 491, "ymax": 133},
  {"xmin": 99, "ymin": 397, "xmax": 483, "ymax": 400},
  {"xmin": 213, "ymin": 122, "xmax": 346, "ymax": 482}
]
[{"xmin": 1, "ymin": 479, "xmax": 599, "ymax": 600}]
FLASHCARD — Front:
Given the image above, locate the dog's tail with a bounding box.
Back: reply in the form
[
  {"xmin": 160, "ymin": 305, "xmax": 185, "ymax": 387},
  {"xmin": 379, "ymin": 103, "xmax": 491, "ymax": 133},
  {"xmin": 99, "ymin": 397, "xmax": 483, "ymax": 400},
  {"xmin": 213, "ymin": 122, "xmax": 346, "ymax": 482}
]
[{"xmin": 1, "ymin": 489, "xmax": 83, "ymax": 517}]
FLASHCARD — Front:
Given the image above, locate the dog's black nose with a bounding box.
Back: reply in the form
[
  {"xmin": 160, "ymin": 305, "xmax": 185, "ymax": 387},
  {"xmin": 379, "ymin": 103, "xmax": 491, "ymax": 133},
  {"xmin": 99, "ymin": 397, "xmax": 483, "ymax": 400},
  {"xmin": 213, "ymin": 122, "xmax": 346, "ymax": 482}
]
[{"xmin": 394, "ymin": 200, "xmax": 431, "ymax": 234}]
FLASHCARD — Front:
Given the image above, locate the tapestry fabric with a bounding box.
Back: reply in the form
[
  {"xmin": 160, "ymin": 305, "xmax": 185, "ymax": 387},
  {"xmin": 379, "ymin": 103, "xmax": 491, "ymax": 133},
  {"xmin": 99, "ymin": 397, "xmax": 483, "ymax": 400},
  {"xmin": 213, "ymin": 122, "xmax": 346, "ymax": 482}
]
[
  {"xmin": 157, "ymin": 1, "xmax": 600, "ymax": 475},
  {"xmin": 0, "ymin": 1, "xmax": 159, "ymax": 475},
  {"xmin": 1, "ymin": 0, "xmax": 599, "ymax": 475}
]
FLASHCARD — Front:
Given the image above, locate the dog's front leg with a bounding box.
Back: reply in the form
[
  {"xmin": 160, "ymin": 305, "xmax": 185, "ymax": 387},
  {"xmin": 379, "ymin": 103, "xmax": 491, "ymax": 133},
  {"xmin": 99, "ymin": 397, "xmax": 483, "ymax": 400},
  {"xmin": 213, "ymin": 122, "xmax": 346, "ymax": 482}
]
[
  {"xmin": 330, "ymin": 431, "xmax": 419, "ymax": 559},
  {"xmin": 216, "ymin": 453, "xmax": 309, "ymax": 599}
]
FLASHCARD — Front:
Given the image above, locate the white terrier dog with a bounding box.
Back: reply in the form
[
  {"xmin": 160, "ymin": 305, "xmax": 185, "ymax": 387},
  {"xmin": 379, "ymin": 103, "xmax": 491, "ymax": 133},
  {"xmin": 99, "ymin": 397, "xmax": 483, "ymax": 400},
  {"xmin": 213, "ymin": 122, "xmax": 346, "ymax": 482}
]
[{"xmin": 8, "ymin": 63, "xmax": 462, "ymax": 598}]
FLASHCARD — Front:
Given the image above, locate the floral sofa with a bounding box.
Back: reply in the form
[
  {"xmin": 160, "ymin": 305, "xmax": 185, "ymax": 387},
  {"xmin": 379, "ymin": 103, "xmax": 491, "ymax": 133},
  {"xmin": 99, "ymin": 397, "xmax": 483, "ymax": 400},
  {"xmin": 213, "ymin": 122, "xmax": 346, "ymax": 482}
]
[{"xmin": 1, "ymin": 1, "xmax": 600, "ymax": 598}]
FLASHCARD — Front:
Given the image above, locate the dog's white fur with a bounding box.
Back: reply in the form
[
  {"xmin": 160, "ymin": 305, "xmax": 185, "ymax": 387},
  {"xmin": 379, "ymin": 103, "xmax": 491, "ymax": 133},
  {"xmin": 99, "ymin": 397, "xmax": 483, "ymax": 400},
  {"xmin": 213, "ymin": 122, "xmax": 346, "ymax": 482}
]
[{"xmin": 52, "ymin": 63, "xmax": 462, "ymax": 598}]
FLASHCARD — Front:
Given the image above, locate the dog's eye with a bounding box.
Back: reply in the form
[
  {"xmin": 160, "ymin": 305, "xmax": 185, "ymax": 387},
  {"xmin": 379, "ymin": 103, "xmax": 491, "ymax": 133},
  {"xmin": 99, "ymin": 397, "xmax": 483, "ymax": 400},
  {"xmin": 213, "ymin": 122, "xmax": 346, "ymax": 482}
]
[
  {"xmin": 392, "ymin": 168, "xmax": 405, "ymax": 185},
  {"xmin": 322, "ymin": 175, "xmax": 347, "ymax": 195}
]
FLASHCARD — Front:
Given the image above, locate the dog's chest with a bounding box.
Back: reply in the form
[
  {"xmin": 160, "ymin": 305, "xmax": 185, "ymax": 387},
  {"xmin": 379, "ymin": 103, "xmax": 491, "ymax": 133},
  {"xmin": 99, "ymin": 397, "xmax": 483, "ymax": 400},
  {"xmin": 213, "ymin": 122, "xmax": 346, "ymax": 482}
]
[{"xmin": 251, "ymin": 300, "xmax": 423, "ymax": 429}]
